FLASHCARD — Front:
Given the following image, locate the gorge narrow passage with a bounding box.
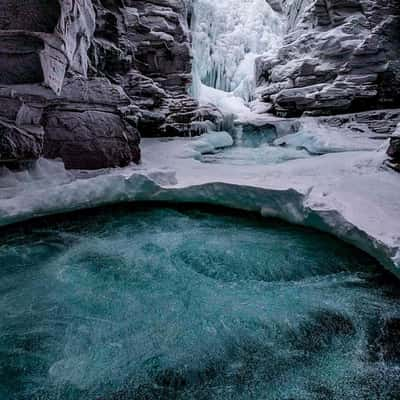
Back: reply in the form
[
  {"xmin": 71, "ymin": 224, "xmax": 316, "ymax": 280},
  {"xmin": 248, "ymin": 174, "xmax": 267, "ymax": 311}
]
[
  {"xmin": 187, "ymin": 0, "xmax": 316, "ymax": 165},
  {"xmin": 0, "ymin": 1, "xmax": 399, "ymax": 399}
]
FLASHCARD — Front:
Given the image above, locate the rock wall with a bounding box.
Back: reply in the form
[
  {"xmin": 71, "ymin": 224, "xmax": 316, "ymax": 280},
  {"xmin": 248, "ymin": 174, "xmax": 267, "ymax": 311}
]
[
  {"xmin": 0, "ymin": 0, "xmax": 141, "ymax": 169},
  {"xmin": 256, "ymin": 0, "xmax": 400, "ymax": 117},
  {"xmin": 1, "ymin": 0, "xmax": 399, "ymax": 169},
  {"xmin": 388, "ymin": 124, "xmax": 400, "ymax": 171},
  {"xmin": 0, "ymin": 0, "xmax": 218, "ymax": 169},
  {"xmin": 89, "ymin": 0, "xmax": 222, "ymax": 137}
]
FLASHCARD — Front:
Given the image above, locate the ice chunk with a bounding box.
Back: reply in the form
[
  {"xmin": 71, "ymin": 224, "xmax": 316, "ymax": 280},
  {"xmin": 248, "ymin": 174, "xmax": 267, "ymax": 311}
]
[{"xmin": 181, "ymin": 131, "xmax": 234, "ymax": 159}]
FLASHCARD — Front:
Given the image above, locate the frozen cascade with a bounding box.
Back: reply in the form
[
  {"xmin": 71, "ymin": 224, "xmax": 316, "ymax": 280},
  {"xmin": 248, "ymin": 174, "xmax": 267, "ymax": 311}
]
[{"xmin": 190, "ymin": 0, "xmax": 285, "ymax": 104}]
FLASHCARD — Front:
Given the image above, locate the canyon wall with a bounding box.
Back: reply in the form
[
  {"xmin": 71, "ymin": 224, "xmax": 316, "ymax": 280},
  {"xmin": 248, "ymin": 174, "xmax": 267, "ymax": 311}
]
[
  {"xmin": 0, "ymin": 0, "xmax": 218, "ymax": 169},
  {"xmin": 90, "ymin": 0, "xmax": 221, "ymax": 137},
  {"xmin": 257, "ymin": 0, "xmax": 400, "ymax": 117},
  {"xmin": 257, "ymin": 0, "xmax": 400, "ymax": 167},
  {"xmin": 1, "ymin": 0, "xmax": 399, "ymax": 169}
]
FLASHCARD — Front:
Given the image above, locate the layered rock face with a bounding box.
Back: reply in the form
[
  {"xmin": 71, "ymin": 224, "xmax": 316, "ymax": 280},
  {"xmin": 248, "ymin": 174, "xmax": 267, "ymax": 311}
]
[
  {"xmin": 0, "ymin": 0, "xmax": 217, "ymax": 169},
  {"xmin": 89, "ymin": 0, "xmax": 222, "ymax": 137},
  {"xmin": 0, "ymin": 0, "xmax": 141, "ymax": 169},
  {"xmin": 1, "ymin": 0, "xmax": 400, "ymax": 169},
  {"xmin": 256, "ymin": 0, "xmax": 400, "ymax": 117}
]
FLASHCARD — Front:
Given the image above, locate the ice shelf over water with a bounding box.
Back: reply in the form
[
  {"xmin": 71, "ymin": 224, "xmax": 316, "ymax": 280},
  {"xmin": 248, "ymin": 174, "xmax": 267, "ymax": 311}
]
[{"xmin": 0, "ymin": 123, "xmax": 399, "ymax": 279}]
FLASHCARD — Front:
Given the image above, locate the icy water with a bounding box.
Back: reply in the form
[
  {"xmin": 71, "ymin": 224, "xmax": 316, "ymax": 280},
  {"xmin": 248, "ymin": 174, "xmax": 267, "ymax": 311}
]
[
  {"xmin": 200, "ymin": 127, "xmax": 311, "ymax": 166},
  {"xmin": 1, "ymin": 206, "xmax": 400, "ymax": 400}
]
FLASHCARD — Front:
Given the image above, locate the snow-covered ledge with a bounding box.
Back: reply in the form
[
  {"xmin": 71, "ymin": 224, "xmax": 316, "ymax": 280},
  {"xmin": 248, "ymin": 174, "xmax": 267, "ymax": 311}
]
[{"xmin": 0, "ymin": 136, "xmax": 399, "ymax": 278}]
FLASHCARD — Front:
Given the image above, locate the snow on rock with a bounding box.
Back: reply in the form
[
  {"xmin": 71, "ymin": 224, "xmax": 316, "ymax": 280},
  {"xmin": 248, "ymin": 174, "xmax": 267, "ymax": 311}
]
[
  {"xmin": 256, "ymin": 0, "xmax": 400, "ymax": 117},
  {"xmin": 0, "ymin": 136, "xmax": 399, "ymax": 278},
  {"xmin": 198, "ymin": 84, "xmax": 280, "ymax": 127}
]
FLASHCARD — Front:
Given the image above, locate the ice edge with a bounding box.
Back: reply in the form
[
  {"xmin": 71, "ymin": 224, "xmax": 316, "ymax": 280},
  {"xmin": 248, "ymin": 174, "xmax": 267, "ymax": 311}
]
[{"xmin": 1, "ymin": 173, "xmax": 398, "ymax": 279}]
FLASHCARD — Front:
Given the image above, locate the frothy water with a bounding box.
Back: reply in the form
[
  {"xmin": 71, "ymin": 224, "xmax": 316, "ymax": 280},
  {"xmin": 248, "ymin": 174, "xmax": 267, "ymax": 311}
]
[{"xmin": 1, "ymin": 207, "xmax": 400, "ymax": 399}]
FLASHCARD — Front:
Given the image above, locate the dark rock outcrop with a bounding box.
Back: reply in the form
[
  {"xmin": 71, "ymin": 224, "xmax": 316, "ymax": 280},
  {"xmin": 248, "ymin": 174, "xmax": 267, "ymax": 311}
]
[
  {"xmin": 0, "ymin": 0, "xmax": 141, "ymax": 169},
  {"xmin": 256, "ymin": 0, "xmax": 400, "ymax": 117},
  {"xmin": 316, "ymin": 109, "xmax": 400, "ymax": 136},
  {"xmin": 0, "ymin": 119, "xmax": 44, "ymax": 164},
  {"xmin": 89, "ymin": 0, "xmax": 222, "ymax": 137},
  {"xmin": 388, "ymin": 136, "xmax": 400, "ymax": 171},
  {"xmin": 42, "ymin": 78, "xmax": 141, "ymax": 169},
  {"xmin": 0, "ymin": 0, "xmax": 221, "ymax": 169}
]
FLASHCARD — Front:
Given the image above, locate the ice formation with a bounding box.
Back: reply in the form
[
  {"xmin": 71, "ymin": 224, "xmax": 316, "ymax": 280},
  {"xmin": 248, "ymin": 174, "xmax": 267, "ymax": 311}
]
[
  {"xmin": 190, "ymin": 0, "xmax": 285, "ymax": 103},
  {"xmin": 0, "ymin": 134, "xmax": 399, "ymax": 279},
  {"xmin": 181, "ymin": 131, "xmax": 234, "ymax": 159},
  {"xmin": 0, "ymin": 0, "xmax": 399, "ymax": 287}
]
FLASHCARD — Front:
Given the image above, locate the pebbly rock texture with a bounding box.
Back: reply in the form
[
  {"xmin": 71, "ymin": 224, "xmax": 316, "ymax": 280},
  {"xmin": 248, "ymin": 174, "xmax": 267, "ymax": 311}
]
[{"xmin": 256, "ymin": 0, "xmax": 400, "ymax": 117}]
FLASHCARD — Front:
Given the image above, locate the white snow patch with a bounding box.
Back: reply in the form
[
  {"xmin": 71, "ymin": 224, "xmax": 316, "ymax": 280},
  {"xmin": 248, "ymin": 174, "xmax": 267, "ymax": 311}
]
[
  {"xmin": 274, "ymin": 119, "xmax": 379, "ymax": 154},
  {"xmin": 198, "ymin": 84, "xmax": 278, "ymax": 126}
]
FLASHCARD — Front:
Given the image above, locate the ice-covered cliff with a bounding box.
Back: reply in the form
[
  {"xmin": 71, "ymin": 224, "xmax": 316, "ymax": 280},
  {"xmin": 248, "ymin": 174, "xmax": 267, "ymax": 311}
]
[{"xmin": 190, "ymin": 0, "xmax": 285, "ymax": 101}]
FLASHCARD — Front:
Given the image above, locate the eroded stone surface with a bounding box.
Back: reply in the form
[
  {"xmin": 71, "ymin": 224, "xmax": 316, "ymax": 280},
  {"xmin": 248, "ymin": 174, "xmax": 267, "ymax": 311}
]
[
  {"xmin": 0, "ymin": 0, "xmax": 141, "ymax": 169},
  {"xmin": 90, "ymin": 0, "xmax": 222, "ymax": 137},
  {"xmin": 256, "ymin": 0, "xmax": 400, "ymax": 117},
  {"xmin": 0, "ymin": 0, "xmax": 221, "ymax": 168},
  {"xmin": 1, "ymin": 0, "xmax": 400, "ymax": 169},
  {"xmin": 42, "ymin": 78, "xmax": 140, "ymax": 170},
  {"xmin": 0, "ymin": 119, "xmax": 44, "ymax": 164}
]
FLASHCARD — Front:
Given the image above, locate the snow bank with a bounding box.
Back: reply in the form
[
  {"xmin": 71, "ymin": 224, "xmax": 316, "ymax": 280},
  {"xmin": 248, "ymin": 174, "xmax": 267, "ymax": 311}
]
[
  {"xmin": 0, "ymin": 137, "xmax": 399, "ymax": 279},
  {"xmin": 198, "ymin": 84, "xmax": 276, "ymax": 126},
  {"xmin": 274, "ymin": 119, "xmax": 379, "ymax": 154}
]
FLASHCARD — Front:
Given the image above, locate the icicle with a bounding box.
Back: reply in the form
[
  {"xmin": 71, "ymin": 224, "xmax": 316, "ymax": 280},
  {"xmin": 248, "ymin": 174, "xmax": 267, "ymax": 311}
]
[{"xmin": 190, "ymin": 0, "xmax": 285, "ymax": 102}]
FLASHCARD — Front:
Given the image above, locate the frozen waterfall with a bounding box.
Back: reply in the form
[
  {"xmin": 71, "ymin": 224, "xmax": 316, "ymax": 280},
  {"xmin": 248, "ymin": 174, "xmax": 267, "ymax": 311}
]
[{"xmin": 189, "ymin": 0, "xmax": 285, "ymax": 105}]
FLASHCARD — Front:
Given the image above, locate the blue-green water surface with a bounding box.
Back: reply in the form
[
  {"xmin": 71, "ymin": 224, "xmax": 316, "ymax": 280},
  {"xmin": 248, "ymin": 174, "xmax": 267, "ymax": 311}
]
[{"xmin": 0, "ymin": 207, "xmax": 400, "ymax": 400}]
